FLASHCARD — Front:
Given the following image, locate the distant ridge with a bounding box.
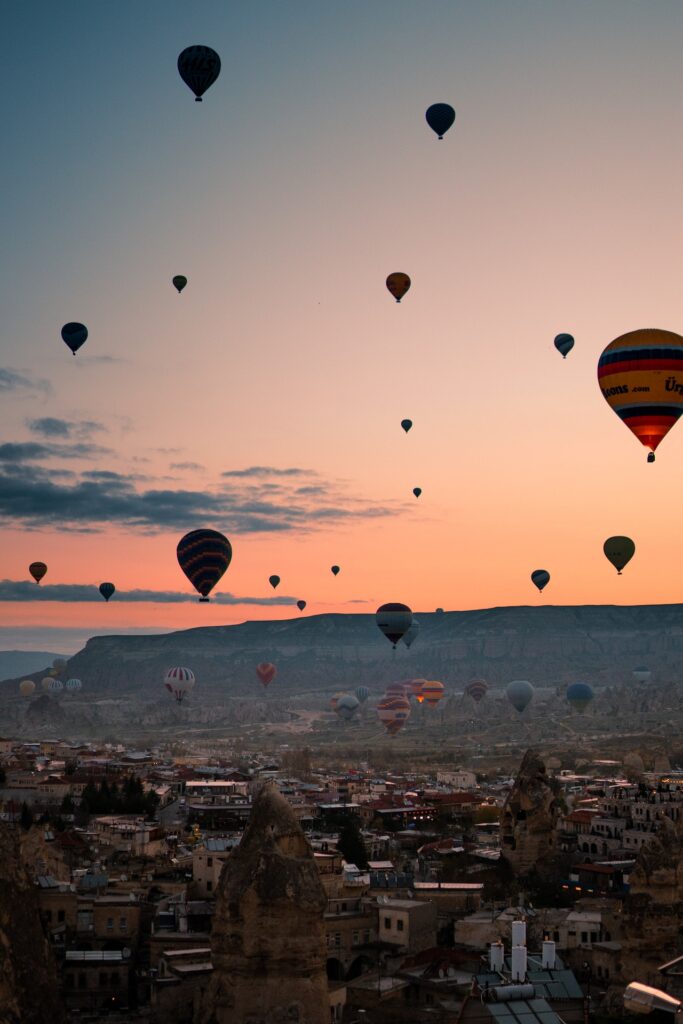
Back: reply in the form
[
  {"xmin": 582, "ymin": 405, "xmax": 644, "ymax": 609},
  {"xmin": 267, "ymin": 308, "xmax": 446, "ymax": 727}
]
[
  {"xmin": 3, "ymin": 605, "xmax": 681, "ymax": 699},
  {"xmin": 0, "ymin": 650, "xmax": 63, "ymax": 682}
]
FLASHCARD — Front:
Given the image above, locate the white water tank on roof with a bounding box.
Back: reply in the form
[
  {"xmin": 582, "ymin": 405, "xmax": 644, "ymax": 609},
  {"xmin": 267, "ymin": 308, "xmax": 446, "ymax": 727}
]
[
  {"xmin": 511, "ymin": 945, "xmax": 527, "ymax": 982},
  {"xmin": 490, "ymin": 942, "xmax": 505, "ymax": 972},
  {"xmin": 511, "ymin": 919, "xmax": 526, "ymax": 948},
  {"xmin": 542, "ymin": 940, "xmax": 556, "ymax": 969}
]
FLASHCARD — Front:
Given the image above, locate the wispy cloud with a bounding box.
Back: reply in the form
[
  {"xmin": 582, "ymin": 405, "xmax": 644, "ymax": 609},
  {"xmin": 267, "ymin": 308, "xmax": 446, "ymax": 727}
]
[
  {"xmin": 0, "ymin": 442, "xmax": 110, "ymax": 463},
  {"xmin": 28, "ymin": 417, "xmax": 104, "ymax": 439},
  {"xmin": 0, "ymin": 580, "xmax": 297, "ymax": 605},
  {"xmin": 222, "ymin": 466, "xmax": 313, "ymax": 478},
  {"xmin": 170, "ymin": 461, "xmax": 204, "ymax": 472},
  {"xmin": 0, "ymin": 367, "xmax": 51, "ymax": 396}
]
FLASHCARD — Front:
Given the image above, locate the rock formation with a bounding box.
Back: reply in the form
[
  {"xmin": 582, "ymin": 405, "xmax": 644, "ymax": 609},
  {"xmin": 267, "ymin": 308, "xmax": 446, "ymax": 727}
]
[
  {"xmin": 500, "ymin": 749, "xmax": 561, "ymax": 876},
  {"xmin": 201, "ymin": 781, "xmax": 328, "ymax": 1024},
  {"xmin": 0, "ymin": 824, "xmax": 66, "ymax": 1024}
]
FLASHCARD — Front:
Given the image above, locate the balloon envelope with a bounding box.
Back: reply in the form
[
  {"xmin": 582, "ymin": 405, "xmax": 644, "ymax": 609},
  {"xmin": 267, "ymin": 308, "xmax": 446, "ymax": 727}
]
[
  {"xmin": 61, "ymin": 322, "xmax": 88, "ymax": 355},
  {"xmin": 402, "ymin": 620, "xmax": 419, "ymax": 649},
  {"xmin": 506, "ymin": 679, "xmax": 534, "ymax": 713},
  {"xmin": 177, "ymin": 529, "xmax": 232, "ymax": 600},
  {"xmin": 412, "ymin": 487, "xmax": 422, "ymax": 498},
  {"xmin": 164, "ymin": 666, "xmax": 195, "ymax": 703},
  {"xmin": 377, "ymin": 694, "xmax": 411, "ymax": 735},
  {"xmin": 554, "ymin": 333, "xmax": 574, "ymax": 358},
  {"xmin": 331, "ymin": 565, "xmax": 340, "ymax": 576},
  {"xmin": 99, "ymin": 582, "xmax": 115, "ymax": 602},
  {"xmin": 598, "ymin": 328, "xmax": 683, "ymax": 457},
  {"xmin": 19, "ymin": 680, "xmax": 35, "ymax": 697},
  {"xmin": 297, "ymin": 600, "xmax": 307, "ymax": 611},
  {"xmin": 632, "ymin": 666, "xmax": 651, "ymax": 683},
  {"xmin": 421, "ymin": 680, "xmax": 445, "ymax": 707},
  {"xmin": 52, "ymin": 658, "xmax": 67, "ymax": 674},
  {"xmin": 336, "ymin": 694, "xmax": 360, "ymax": 720},
  {"xmin": 401, "ymin": 419, "xmax": 413, "ymax": 433},
  {"xmin": 531, "ymin": 569, "xmax": 550, "ymax": 593},
  {"xmin": 66, "ymin": 678, "xmax": 82, "ymax": 691},
  {"xmin": 48, "ymin": 678, "xmax": 63, "ymax": 692},
  {"xmin": 465, "ymin": 677, "xmax": 488, "ymax": 703},
  {"xmin": 29, "ymin": 561, "xmax": 47, "ymax": 584},
  {"xmin": 268, "ymin": 575, "xmax": 280, "ymax": 589},
  {"xmin": 566, "ymin": 681, "xmax": 594, "ymax": 712},
  {"xmin": 355, "ymin": 685, "xmax": 370, "ymax": 703},
  {"xmin": 177, "ymin": 45, "xmax": 221, "ymax": 101},
  {"xmin": 425, "ymin": 103, "xmax": 456, "ymax": 139},
  {"xmin": 172, "ymin": 275, "xmax": 187, "ymax": 293},
  {"xmin": 386, "ymin": 273, "xmax": 411, "ymax": 303},
  {"xmin": 256, "ymin": 662, "xmax": 277, "ymax": 688},
  {"xmin": 603, "ymin": 536, "xmax": 635, "ymax": 574},
  {"xmin": 376, "ymin": 603, "xmax": 413, "ymax": 647}
]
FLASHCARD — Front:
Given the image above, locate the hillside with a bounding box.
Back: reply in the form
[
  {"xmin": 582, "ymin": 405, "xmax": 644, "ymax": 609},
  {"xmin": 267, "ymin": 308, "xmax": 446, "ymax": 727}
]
[{"xmin": 0, "ymin": 650, "xmax": 63, "ymax": 681}]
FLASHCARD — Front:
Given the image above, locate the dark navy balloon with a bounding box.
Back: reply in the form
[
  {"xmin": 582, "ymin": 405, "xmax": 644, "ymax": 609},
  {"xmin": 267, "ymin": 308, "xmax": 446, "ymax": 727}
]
[
  {"xmin": 99, "ymin": 582, "xmax": 115, "ymax": 602},
  {"xmin": 177, "ymin": 529, "xmax": 232, "ymax": 601},
  {"xmin": 566, "ymin": 681, "xmax": 594, "ymax": 712},
  {"xmin": 425, "ymin": 103, "xmax": 456, "ymax": 139},
  {"xmin": 554, "ymin": 333, "xmax": 574, "ymax": 359},
  {"xmin": 413, "ymin": 487, "xmax": 422, "ymax": 498},
  {"xmin": 331, "ymin": 565, "xmax": 340, "ymax": 576},
  {"xmin": 531, "ymin": 569, "xmax": 550, "ymax": 593},
  {"xmin": 269, "ymin": 574, "xmax": 280, "ymax": 589},
  {"xmin": 178, "ymin": 46, "xmax": 221, "ymax": 102},
  {"xmin": 61, "ymin": 322, "xmax": 88, "ymax": 355},
  {"xmin": 297, "ymin": 599, "xmax": 307, "ymax": 611},
  {"xmin": 376, "ymin": 602, "xmax": 413, "ymax": 648}
]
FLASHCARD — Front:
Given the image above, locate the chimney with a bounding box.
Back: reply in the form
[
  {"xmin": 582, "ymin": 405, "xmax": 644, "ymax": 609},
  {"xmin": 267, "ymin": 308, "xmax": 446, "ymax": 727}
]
[
  {"xmin": 542, "ymin": 940, "xmax": 556, "ymax": 970},
  {"xmin": 511, "ymin": 920, "xmax": 526, "ymax": 949},
  {"xmin": 511, "ymin": 945, "xmax": 527, "ymax": 982},
  {"xmin": 489, "ymin": 942, "xmax": 505, "ymax": 972}
]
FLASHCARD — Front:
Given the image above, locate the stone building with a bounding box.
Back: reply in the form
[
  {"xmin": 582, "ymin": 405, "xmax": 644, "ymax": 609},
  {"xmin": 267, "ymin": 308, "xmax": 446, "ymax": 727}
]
[
  {"xmin": 200, "ymin": 781, "xmax": 329, "ymax": 1024},
  {"xmin": 500, "ymin": 750, "xmax": 561, "ymax": 876}
]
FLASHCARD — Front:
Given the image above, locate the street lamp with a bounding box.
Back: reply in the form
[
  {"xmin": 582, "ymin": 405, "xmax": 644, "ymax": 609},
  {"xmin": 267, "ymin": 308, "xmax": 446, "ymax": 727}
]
[{"xmin": 624, "ymin": 983, "xmax": 683, "ymax": 1015}]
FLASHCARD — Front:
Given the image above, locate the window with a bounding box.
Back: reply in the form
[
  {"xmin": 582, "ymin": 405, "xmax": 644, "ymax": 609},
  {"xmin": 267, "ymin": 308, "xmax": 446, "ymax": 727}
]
[
  {"xmin": 99, "ymin": 972, "xmax": 108, "ymax": 987},
  {"xmin": 44, "ymin": 910, "xmax": 52, "ymax": 923},
  {"xmin": 106, "ymin": 917, "xmax": 114, "ymax": 932},
  {"xmin": 207, "ymin": 857, "xmax": 213, "ymax": 867},
  {"xmin": 581, "ymin": 931, "xmax": 588, "ymax": 943},
  {"xmin": 334, "ymin": 933, "xmax": 341, "ymax": 948},
  {"xmin": 78, "ymin": 973, "xmax": 87, "ymax": 990},
  {"xmin": 342, "ymin": 903, "xmax": 347, "ymax": 912},
  {"xmin": 58, "ymin": 910, "xmax": 65, "ymax": 923},
  {"xmin": 384, "ymin": 917, "xmax": 391, "ymax": 929},
  {"xmin": 111, "ymin": 973, "xmax": 120, "ymax": 988},
  {"xmin": 553, "ymin": 931, "xmax": 560, "ymax": 943},
  {"xmin": 397, "ymin": 919, "xmax": 404, "ymax": 932},
  {"xmin": 65, "ymin": 974, "xmax": 74, "ymax": 989},
  {"xmin": 119, "ymin": 916, "xmax": 127, "ymax": 932},
  {"xmin": 352, "ymin": 931, "xmax": 359, "ymax": 945}
]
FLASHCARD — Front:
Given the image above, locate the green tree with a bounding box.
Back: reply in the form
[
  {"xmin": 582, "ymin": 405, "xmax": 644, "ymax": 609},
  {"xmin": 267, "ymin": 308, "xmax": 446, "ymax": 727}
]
[{"xmin": 337, "ymin": 816, "xmax": 368, "ymax": 869}]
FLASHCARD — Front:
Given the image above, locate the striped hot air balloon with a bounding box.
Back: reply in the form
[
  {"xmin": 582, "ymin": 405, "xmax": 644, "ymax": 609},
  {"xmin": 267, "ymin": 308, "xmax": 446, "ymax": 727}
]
[
  {"xmin": 65, "ymin": 678, "xmax": 82, "ymax": 692},
  {"xmin": 41, "ymin": 677, "xmax": 54, "ymax": 692},
  {"xmin": 465, "ymin": 677, "xmax": 488, "ymax": 703},
  {"xmin": 376, "ymin": 603, "xmax": 413, "ymax": 648},
  {"xmin": 421, "ymin": 680, "xmax": 445, "ymax": 708},
  {"xmin": 177, "ymin": 529, "xmax": 232, "ymax": 601},
  {"xmin": 376, "ymin": 694, "xmax": 411, "ymax": 736},
  {"xmin": 256, "ymin": 663, "xmax": 277, "ymax": 688},
  {"xmin": 531, "ymin": 569, "xmax": 550, "ymax": 593},
  {"xmin": 598, "ymin": 328, "xmax": 683, "ymax": 462},
  {"xmin": 164, "ymin": 666, "xmax": 195, "ymax": 703},
  {"xmin": 385, "ymin": 681, "xmax": 409, "ymax": 699},
  {"xmin": 48, "ymin": 678, "xmax": 64, "ymax": 692},
  {"xmin": 355, "ymin": 685, "xmax": 370, "ymax": 703}
]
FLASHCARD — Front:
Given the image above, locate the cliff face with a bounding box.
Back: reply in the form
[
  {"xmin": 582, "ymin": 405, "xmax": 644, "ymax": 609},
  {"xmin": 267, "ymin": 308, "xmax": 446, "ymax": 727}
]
[
  {"xmin": 500, "ymin": 750, "xmax": 561, "ymax": 876},
  {"xmin": 201, "ymin": 781, "xmax": 328, "ymax": 1024},
  {"xmin": 0, "ymin": 825, "xmax": 66, "ymax": 1024},
  {"xmin": 5, "ymin": 604, "xmax": 683, "ymax": 702}
]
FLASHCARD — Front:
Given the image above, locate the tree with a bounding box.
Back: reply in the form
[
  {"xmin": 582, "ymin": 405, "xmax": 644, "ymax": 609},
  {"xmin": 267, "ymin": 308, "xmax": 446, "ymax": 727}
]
[
  {"xmin": 60, "ymin": 794, "xmax": 75, "ymax": 816},
  {"xmin": 20, "ymin": 802, "xmax": 34, "ymax": 831},
  {"xmin": 337, "ymin": 815, "xmax": 368, "ymax": 869},
  {"xmin": 0, "ymin": 765, "xmax": 6, "ymax": 785}
]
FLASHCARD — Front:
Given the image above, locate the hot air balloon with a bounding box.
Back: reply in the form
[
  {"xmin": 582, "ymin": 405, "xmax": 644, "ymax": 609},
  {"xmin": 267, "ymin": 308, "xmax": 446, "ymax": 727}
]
[
  {"xmin": 61, "ymin": 322, "xmax": 87, "ymax": 355},
  {"xmin": 376, "ymin": 603, "xmax": 413, "ymax": 648},
  {"xmin": 41, "ymin": 677, "xmax": 53, "ymax": 692},
  {"xmin": 435, "ymin": 607, "xmax": 444, "ymax": 615},
  {"xmin": 566, "ymin": 681, "xmax": 594, "ymax": 712},
  {"xmin": 164, "ymin": 666, "xmax": 195, "ymax": 704},
  {"xmin": 297, "ymin": 600, "xmax": 307, "ymax": 612},
  {"xmin": 66, "ymin": 678, "xmax": 82, "ymax": 692},
  {"xmin": 48, "ymin": 678, "xmax": 64, "ymax": 692},
  {"xmin": 256, "ymin": 662, "xmax": 277, "ymax": 688},
  {"xmin": 412, "ymin": 487, "xmax": 422, "ymax": 498},
  {"xmin": 177, "ymin": 45, "xmax": 221, "ymax": 102},
  {"xmin": 402, "ymin": 620, "xmax": 419, "ymax": 649},
  {"xmin": 632, "ymin": 666, "xmax": 651, "ymax": 683},
  {"xmin": 401, "ymin": 419, "xmax": 413, "ymax": 433},
  {"xmin": 330, "ymin": 693, "xmax": 344, "ymax": 713},
  {"xmin": 554, "ymin": 333, "xmax": 574, "ymax": 359},
  {"xmin": 336, "ymin": 694, "xmax": 360, "ymax": 721},
  {"xmin": 52, "ymin": 658, "xmax": 67, "ymax": 675},
  {"xmin": 425, "ymin": 103, "xmax": 456, "ymax": 139},
  {"xmin": 506, "ymin": 679, "xmax": 534, "ymax": 713},
  {"xmin": 405, "ymin": 678, "xmax": 427, "ymax": 703},
  {"xmin": 604, "ymin": 536, "xmax": 635, "ymax": 575},
  {"xmin": 330, "ymin": 565, "xmax": 340, "ymax": 576},
  {"xmin": 598, "ymin": 328, "xmax": 683, "ymax": 461},
  {"xmin": 377, "ymin": 694, "xmax": 411, "ymax": 735},
  {"xmin": 99, "ymin": 582, "xmax": 115, "ymax": 602},
  {"xmin": 465, "ymin": 677, "xmax": 488, "ymax": 703},
  {"xmin": 355, "ymin": 685, "xmax": 370, "ymax": 704},
  {"xmin": 29, "ymin": 562, "xmax": 47, "ymax": 584},
  {"xmin": 386, "ymin": 273, "xmax": 411, "ymax": 303},
  {"xmin": 386, "ymin": 682, "xmax": 409, "ymax": 699},
  {"xmin": 177, "ymin": 529, "xmax": 232, "ymax": 601},
  {"xmin": 421, "ymin": 680, "xmax": 445, "ymax": 708},
  {"xmin": 172, "ymin": 275, "xmax": 187, "ymax": 294},
  {"xmin": 19, "ymin": 680, "xmax": 35, "ymax": 697},
  {"xmin": 269, "ymin": 575, "xmax": 280, "ymax": 589},
  {"xmin": 531, "ymin": 569, "xmax": 550, "ymax": 593}
]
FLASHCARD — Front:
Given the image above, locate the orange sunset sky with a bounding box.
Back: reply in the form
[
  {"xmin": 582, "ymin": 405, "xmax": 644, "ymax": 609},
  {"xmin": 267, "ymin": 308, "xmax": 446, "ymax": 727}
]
[{"xmin": 2, "ymin": 1, "xmax": 683, "ymax": 650}]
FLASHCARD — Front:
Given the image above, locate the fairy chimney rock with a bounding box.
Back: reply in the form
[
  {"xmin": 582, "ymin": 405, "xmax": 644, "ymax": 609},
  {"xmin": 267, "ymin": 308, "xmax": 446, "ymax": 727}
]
[
  {"xmin": 201, "ymin": 780, "xmax": 328, "ymax": 1024},
  {"xmin": 500, "ymin": 749, "xmax": 560, "ymax": 876}
]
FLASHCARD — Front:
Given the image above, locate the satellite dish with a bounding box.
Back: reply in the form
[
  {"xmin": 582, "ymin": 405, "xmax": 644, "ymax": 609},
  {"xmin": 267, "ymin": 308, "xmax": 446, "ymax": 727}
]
[{"xmin": 122, "ymin": 947, "xmax": 131, "ymax": 960}]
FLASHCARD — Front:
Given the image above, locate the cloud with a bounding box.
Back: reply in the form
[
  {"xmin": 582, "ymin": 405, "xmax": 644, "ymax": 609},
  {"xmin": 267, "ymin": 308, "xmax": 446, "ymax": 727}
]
[
  {"xmin": 0, "ymin": 367, "xmax": 50, "ymax": 396},
  {"xmin": 222, "ymin": 466, "xmax": 313, "ymax": 478},
  {"xmin": 28, "ymin": 417, "xmax": 105, "ymax": 439},
  {"xmin": 170, "ymin": 461, "xmax": 204, "ymax": 471},
  {"xmin": 0, "ymin": 441, "xmax": 111, "ymax": 462},
  {"xmin": 0, "ymin": 580, "xmax": 297, "ymax": 605}
]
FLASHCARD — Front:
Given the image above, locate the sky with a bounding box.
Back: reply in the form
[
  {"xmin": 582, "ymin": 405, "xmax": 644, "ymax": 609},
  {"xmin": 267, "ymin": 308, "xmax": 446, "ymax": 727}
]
[{"xmin": 2, "ymin": 0, "xmax": 683, "ymax": 651}]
